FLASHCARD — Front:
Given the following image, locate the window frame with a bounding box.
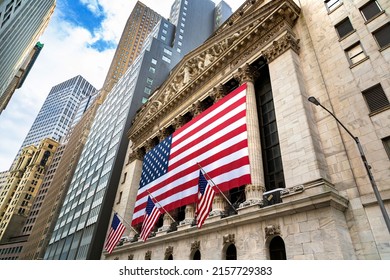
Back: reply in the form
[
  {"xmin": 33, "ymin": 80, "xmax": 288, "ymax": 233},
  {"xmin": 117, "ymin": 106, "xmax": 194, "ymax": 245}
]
[
  {"xmin": 324, "ymin": 0, "xmax": 342, "ymax": 13},
  {"xmin": 359, "ymin": 0, "xmax": 383, "ymax": 22},
  {"xmin": 372, "ymin": 23, "xmax": 390, "ymax": 50},
  {"xmin": 345, "ymin": 42, "xmax": 368, "ymax": 66},
  {"xmin": 362, "ymin": 83, "xmax": 390, "ymax": 114},
  {"xmin": 335, "ymin": 17, "xmax": 355, "ymax": 40}
]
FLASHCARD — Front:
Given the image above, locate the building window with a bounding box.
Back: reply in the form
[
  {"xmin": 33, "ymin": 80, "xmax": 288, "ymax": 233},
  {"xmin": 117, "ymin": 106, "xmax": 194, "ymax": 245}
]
[
  {"xmin": 360, "ymin": 0, "xmax": 383, "ymax": 21},
  {"xmin": 325, "ymin": 0, "xmax": 342, "ymax": 12},
  {"xmin": 162, "ymin": 29, "xmax": 167, "ymax": 34},
  {"xmin": 373, "ymin": 23, "xmax": 390, "ymax": 49},
  {"xmin": 151, "ymin": 58, "xmax": 157, "ymax": 65},
  {"xmin": 163, "ymin": 48, "xmax": 172, "ymax": 56},
  {"xmin": 345, "ymin": 43, "xmax": 367, "ymax": 65},
  {"xmin": 362, "ymin": 84, "xmax": 390, "ymax": 113},
  {"xmin": 146, "ymin": 78, "xmax": 153, "ymax": 86},
  {"xmin": 383, "ymin": 137, "xmax": 390, "ymax": 160},
  {"xmin": 144, "ymin": 87, "xmax": 151, "ymax": 95},
  {"xmin": 161, "ymin": 35, "xmax": 166, "ymax": 41},
  {"xmin": 149, "ymin": 66, "xmax": 155, "ymax": 73},
  {"xmin": 162, "ymin": 56, "xmax": 171, "ymax": 63},
  {"xmin": 177, "ymin": 48, "xmax": 181, "ymax": 53},
  {"xmin": 142, "ymin": 97, "xmax": 148, "ymax": 104},
  {"xmin": 335, "ymin": 18, "xmax": 354, "ymax": 39}
]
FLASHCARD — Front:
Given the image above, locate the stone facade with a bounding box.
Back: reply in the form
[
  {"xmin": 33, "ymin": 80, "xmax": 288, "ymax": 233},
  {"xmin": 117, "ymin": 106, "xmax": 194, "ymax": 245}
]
[{"xmin": 105, "ymin": 0, "xmax": 390, "ymax": 260}]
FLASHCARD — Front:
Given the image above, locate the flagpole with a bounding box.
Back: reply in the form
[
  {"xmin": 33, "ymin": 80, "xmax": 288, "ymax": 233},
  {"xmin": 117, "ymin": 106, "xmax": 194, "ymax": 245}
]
[
  {"xmin": 114, "ymin": 211, "xmax": 139, "ymax": 234},
  {"xmin": 197, "ymin": 162, "xmax": 237, "ymax": 214},
  {"xmin": 146, "ymin": 190, "xmax": 177, "ymax": 223}
]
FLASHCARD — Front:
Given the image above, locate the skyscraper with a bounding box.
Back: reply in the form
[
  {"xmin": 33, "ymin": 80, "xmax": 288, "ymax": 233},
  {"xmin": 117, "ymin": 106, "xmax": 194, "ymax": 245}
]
[
  {"xmin": 44, "ymin": 0, "xmax": 229, "ymax": 260},
  {"xmin": 0, "ymin": 0, "xmax": 56, "ymax": 114},
  {"xmin": 0, "ymin": 138, "xmax": 59, "ymax": 243},
  {"xmin": 101, "ymin": 1, "xmax": 161, "ymax": 98},
  {"xmin": 18, "ymin": 75, "xmax": 97, "ymax": 151}
]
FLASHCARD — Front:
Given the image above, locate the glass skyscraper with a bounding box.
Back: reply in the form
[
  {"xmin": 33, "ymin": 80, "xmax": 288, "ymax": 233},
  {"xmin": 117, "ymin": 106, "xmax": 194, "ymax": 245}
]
[
  {"xmin": 0, "ymin": 0, "xmax": 56, "ymax": 113},
  {"xmin": 19, "ymin": 75, "xmax": 97, "ymax": 150}
]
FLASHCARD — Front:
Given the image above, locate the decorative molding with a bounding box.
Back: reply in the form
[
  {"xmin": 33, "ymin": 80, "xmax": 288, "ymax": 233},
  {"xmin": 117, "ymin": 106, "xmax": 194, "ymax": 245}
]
[
  {"xmin": 145, "ymin": 250, "xmax": 152, "ymax": 260},
  {"xmin": 262, "ymin": 31, "xmax": 300, "ymax": 63},
  {"xmin": 128, "ymin": 148, "xmax": 144, "ymax": 163},
  {"xmin": 164, "ymin": 246, "xmax": 174, "ymax": 259},
  {"xmin": 223, "ymin": 233, "xmax": 235, "ymax": 245},
  {"xmin": 265, "ymin": 225, "xmax": 281, "ymax": 238},
  {"xmin": 191, "ymin": 240, "xmax": 200, "ymax": 251}
]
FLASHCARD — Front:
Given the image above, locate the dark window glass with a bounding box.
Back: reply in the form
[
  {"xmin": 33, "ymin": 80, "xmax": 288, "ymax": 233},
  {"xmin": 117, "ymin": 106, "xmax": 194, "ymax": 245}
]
[
  {"xmin": 373, "ymin": 23, "xmax": 390, "ymax": 49},
  {"xmin": 360, "ymin": 1, "xmax": 382, "ymax": 21},
  {"xmin": 335, "ymin": 18, "xmax": 354, "ymax": 39},
  {"xmin": 269, "ymin": 236, "xmax": 287, "ymax": 260},
  {"xmin": 225, "ymin": 244, "xmax": 237, "ymax": 260},
  {"xmin": 362, "ymin": 84, "xmax": 390, "ymax": 113},
  {"xmin": 382, "ymin": 137, "xmax": 390, "ymax": 160}
]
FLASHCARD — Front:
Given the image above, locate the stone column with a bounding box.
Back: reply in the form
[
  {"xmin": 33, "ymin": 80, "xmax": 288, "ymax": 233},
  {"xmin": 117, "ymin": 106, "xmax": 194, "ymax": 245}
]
[
  {"xmin": 235, "ymin": 64, "xmax": 265, "ymax": 206},
  {"xmin": 210, "ymin": 193, "xmax": 228, "ymax": 217}
]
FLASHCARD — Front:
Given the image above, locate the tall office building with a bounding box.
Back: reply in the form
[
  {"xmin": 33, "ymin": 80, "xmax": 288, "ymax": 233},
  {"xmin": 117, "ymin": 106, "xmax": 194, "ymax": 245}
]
[
  {"xmin": 44, "ymin": 0, "xmax": 230, "ymax": 260},
  {"xmin": 101, "ymin": 1, "xmax": 161, "ymax": 98},
  {"xmin": 0, "ymin": 138, "xmax": 59, "ymax": 243},
  {"xmin": 18, "ymin": 75, "xmax": 96, "ymax": 151},
  {"xmin": 0, "ymin": 0, "xmax": 56, "ymax": 114},
  {"xmin": 105, "ymin": 0, "xmax": 390, "ymax": 260}
]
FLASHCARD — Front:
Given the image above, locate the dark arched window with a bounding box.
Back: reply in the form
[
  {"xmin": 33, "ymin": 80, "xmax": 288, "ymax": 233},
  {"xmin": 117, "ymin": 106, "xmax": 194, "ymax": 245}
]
[
  {"xmin": 225, "ymin": 244, "xmax": 237, "ymax": 260},
  {"xmin": 192, "ymin": 250, "xmax": 201, "ymax": 260},
  {"xmin": 269, "ymin": 236, "xmax": 286, "ymax": 260}
]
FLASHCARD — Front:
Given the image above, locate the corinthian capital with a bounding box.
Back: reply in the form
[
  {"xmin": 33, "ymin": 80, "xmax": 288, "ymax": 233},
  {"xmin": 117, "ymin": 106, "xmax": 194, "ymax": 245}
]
[{"xmin": 234, "ymin": 64, "xmax": 259, "ymax": 84}]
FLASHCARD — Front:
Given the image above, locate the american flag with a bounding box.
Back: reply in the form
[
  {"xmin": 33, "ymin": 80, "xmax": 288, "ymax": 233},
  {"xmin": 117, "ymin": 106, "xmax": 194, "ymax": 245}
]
[
  {"xmin": 132, "ymin": 83, "xmax": 251, "ymax": 226},
  {"xmin": 104, "ymin": 213, "xmax": 125, "ymax": 254},
  {"xmin": 196, "ymin": 169, "xmax": 216, "ymax": 228},
  {"xmin": 140, "ymin": 196, "xmax": 163, "ymax": 242}
]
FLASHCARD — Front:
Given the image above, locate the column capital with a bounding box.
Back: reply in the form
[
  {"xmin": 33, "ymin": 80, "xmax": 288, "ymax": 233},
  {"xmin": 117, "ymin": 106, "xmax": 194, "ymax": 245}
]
[
  {"xmin": 234, "ymin": 64, "xmax": 259, "ymax": 85},
  {"xmin": 128, "ymin": 148, "xmax": 144, "ymax": 163},
  {"xmin": 190, "ymin": 101, "xmax": 203, "ymax": 117},
  {"xmin": 172, "ymin": 116, "xmax": 186, "ymax": 130},
  {"xmin": 262, "ymin": 32, "xmax": 300, "ymax": 63},
  {"xmin": 211, "ymin": 84, "xmax": 228, "ymax": 103}
]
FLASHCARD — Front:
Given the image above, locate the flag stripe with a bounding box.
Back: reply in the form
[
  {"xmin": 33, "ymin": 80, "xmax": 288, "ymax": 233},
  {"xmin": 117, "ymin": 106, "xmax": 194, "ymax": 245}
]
[{"xmin": 132, "ymin": 83, "xmax": 250, "ymax": 226}]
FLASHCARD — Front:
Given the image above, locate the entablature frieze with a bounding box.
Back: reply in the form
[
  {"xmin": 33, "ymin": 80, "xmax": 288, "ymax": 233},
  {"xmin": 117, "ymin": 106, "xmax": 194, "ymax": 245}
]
[{"xmin": 128, "ymin": 0, "xmax": 301, "ymax": 150}]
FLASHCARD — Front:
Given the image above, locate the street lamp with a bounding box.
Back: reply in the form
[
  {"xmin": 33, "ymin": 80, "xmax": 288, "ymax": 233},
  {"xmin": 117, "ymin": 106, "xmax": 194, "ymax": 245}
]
[{"xmin": 308, "ymin": 96, "xmax": 390, "ymax": 233}]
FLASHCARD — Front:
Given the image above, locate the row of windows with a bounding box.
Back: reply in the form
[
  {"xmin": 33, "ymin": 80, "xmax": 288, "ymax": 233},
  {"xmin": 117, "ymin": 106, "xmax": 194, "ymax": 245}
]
[{"xmin": 331, "ymin": 1, "xmax": 390, "ymax": 68}]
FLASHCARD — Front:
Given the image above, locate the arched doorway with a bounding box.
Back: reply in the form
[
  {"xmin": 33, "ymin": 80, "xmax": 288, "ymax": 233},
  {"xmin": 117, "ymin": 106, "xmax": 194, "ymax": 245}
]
[
  {"xmin": 269, "ymin": 236, "xmax": 286, "ymax": 260},
  {"xmin": 225, "ymin": 244, "xmax": 237, "ymax": 260},
  {"xmin": 192, "ymin": 250, "xmax": 201, "ymax": 260}
]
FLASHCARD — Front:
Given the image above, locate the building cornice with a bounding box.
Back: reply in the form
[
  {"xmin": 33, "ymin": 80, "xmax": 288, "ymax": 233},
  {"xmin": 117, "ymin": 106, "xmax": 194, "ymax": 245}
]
[{"xmin": 128, "ymin": 0, "xmax": 300, "ymax": 150}]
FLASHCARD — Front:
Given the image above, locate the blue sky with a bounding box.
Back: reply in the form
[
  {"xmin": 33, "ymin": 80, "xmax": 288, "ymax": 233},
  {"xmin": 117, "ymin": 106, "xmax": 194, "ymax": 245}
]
[{"xmin": 0, "ymin": 0, "xmax": 244, "ymax": 171}]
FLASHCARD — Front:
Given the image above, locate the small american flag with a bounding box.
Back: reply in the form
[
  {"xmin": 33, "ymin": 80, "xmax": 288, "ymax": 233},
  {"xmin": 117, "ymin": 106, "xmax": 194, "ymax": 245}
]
[
  {"xmin": 104, "ymin": 213, "xmax": 125, "ymax": 254},
  {"xmin": 139, "ymin": 196, "xmax": 163, "ymax": 242},
  {"xmin": 196, "ymin": 169, "xmax": 216, "ymax": 228},
  {"xmin": 132, "ymin": 83, "xmax": 251, "ymax": 226}
]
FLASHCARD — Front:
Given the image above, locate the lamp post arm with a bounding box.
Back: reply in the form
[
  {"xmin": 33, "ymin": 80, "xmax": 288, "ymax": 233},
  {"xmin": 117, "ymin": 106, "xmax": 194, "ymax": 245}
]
[{"xmin": 318, "ymin": 103, "xmax": 357, "ymax": 143}]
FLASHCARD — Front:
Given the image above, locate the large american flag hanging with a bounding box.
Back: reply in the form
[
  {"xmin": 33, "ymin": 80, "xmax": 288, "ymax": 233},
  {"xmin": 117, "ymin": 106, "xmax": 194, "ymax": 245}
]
[{"xmin": 131, "ymin": 83, "xmax": 251, "ymax": 226}]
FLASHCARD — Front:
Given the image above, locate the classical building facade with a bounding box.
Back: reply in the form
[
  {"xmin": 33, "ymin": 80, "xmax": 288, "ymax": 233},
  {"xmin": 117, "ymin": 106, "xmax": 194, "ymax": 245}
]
[
  {"xmin": 105, "ymin": 0, "xmax": 390, "ymax": 260},
  {"xmin": 0, "ymin": 138, "xmax": 59, "ymax": 243}
]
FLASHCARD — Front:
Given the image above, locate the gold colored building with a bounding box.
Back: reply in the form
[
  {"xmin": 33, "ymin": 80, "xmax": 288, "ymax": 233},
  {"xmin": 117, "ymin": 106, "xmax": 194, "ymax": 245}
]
[
  {"xmin": 105, "ymin": 0, "xmax": 390, "ymax": 260},
  {"xmin": 100, "ymin": 1, "xmax": 161, "ymax": 98},
  {"xmin": 0, "ymin": 138, "xmax": 58, "ymax": 243}
]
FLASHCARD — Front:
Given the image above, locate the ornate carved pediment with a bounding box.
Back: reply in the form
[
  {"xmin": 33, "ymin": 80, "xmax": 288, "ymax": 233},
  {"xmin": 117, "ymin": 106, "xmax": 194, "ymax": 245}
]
[{"xmin": 128, "ymin": 0, "xmax": 300, "ymax": 148}]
